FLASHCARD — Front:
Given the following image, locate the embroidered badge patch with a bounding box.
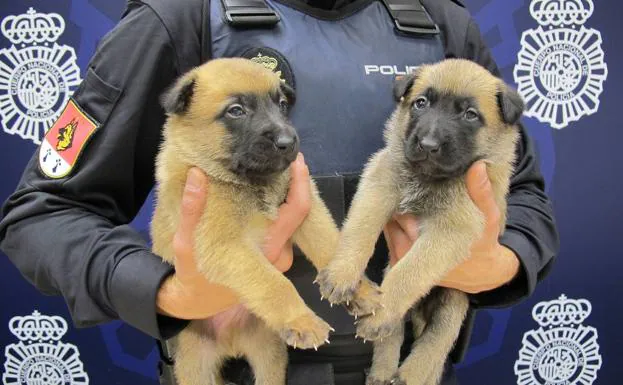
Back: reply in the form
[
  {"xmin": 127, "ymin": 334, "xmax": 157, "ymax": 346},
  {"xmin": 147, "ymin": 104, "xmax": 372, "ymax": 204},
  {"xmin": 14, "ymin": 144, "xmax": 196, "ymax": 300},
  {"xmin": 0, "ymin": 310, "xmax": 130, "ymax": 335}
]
[
  {"xmin": 242, "ymin": 47, "xmax": 296, "ymax": 90},
  {"xmin": 38, "ymin": 98, "xmax": 99, "ymax": 178}
]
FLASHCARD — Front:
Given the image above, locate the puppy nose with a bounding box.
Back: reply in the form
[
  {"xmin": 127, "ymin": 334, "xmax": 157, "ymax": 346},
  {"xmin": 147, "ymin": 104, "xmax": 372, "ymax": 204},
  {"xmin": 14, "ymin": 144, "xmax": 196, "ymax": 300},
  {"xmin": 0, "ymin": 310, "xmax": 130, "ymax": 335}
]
[
  {"xmin": 274, "ymin": 134, "xmax": 296, "ymax": 152},
  {"xmin": 419, "ymin": 137, "xmax": 440, "ymax": 154}
]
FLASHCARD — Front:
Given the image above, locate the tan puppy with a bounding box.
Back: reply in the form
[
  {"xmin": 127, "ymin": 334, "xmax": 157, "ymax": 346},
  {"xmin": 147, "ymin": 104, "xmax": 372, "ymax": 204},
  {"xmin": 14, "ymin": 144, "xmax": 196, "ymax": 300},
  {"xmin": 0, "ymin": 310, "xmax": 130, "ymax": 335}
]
[
  {"xmin": 317, "ymin": 59, "xmax": 524, "ymax": 385},
  {"xmin": 150, "ymin": 58, "xmax": 376, "ymax": 385}
]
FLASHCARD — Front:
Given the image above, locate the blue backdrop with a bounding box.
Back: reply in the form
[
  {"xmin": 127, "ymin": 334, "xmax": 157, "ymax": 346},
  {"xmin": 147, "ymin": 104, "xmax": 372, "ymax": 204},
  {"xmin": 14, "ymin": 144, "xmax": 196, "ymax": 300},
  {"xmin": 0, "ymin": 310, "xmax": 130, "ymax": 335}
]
[{"xmin": 0, "ymin": 1, "xmax": 620, "ymax": 384}]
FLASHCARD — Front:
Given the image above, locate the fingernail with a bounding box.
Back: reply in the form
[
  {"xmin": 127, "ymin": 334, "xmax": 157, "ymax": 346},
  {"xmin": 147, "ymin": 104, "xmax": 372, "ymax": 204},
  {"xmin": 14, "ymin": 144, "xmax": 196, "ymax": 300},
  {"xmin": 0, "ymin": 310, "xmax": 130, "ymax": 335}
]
[
  {"xmin": 292, "ymin": 153, "xmax": 302, "ymax": 167},
  {"xmin": 405, "ymin": 219, "xmax": 419, "ymax": 239},
  {"xmin": 474, "ymin": 162, "xmax": 489, "ymax": 187},
  {"xmin": 475, "ymin": 161, "xmax": 487, "ymax": 176},
  {"xmin": 186, "ymin": 168, "xmax": 203, "ymax": 193}
]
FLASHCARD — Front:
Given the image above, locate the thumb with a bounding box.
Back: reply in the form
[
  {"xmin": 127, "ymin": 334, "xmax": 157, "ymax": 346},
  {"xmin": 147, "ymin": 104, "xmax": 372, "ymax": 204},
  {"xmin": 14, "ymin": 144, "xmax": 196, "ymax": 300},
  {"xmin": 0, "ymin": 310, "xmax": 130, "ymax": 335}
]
[
  {"xmin": 173, "ymin": 168, "xmax": 209, "ymax": 272},
  {"xmin": 466, "ymin": 161, "xmax": 501, "ymax": 240}
]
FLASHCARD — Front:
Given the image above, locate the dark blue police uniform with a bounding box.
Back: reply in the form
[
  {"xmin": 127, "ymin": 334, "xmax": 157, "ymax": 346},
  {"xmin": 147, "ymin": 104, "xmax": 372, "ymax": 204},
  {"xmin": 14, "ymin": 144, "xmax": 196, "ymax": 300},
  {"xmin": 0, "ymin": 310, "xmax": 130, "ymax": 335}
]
[{"xmin": 0, "ymin": 0, "xmax": 559, "ymax": 383}]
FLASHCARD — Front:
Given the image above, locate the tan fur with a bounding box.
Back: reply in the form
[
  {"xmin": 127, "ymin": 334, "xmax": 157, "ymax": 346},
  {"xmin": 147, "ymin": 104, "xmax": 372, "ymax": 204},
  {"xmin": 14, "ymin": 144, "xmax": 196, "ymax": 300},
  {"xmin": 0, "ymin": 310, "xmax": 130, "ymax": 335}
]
[
  {"xmin": 317, "ymin": 59, "xmax": 521, "ymax": 385},
  {"xmin": 150, "ymin": 58, "xmax": 374, "ymax": 385}
]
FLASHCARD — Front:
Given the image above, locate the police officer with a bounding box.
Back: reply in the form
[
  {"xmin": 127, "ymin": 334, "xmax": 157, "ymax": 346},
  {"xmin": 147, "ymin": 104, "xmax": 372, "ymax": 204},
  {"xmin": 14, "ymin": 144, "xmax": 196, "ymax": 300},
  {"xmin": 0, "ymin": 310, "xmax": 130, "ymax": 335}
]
[{"xmin": 0, "ymin": 0, "xmax": 559, "ymax": 384}]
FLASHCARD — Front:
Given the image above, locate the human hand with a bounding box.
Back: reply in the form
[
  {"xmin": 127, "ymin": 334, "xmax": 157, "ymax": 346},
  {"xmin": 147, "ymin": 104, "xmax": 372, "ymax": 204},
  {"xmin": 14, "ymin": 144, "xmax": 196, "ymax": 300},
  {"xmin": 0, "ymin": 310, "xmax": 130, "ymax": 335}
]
[
  {"xmin": 156, "ymin": 154, "xmax": 312, "ymax": 319},
  {"xmin": 262, "ymin": 153, "xmax": 312, "ymax": 272},
  {"xmin": 382, "ymin": 161, "xmax": 520, "ymax": 294}
]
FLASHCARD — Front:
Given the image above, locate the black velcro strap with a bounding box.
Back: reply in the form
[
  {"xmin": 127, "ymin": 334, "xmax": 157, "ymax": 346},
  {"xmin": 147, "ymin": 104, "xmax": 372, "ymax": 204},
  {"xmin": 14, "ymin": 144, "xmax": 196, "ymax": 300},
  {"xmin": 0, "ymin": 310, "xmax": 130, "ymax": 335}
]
[
  {"xmin": 221, "ymin": 0, "xmax": 280, "ymax": 27},
  {"xmin": 381, "ymin": 0, "xmax": 440, "ymax": 35}
]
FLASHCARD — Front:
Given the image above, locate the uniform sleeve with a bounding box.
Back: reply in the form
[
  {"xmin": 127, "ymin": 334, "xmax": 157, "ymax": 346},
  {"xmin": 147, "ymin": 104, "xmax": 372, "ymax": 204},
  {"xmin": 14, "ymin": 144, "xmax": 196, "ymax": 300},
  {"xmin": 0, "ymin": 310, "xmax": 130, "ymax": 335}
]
[
  {"xmin": 460, "ymin": 18, "xmax": 560, "ymax": 308},
  {"xmin": 0, "ymin": 1, "xmax": 189, "ymax": 339}
]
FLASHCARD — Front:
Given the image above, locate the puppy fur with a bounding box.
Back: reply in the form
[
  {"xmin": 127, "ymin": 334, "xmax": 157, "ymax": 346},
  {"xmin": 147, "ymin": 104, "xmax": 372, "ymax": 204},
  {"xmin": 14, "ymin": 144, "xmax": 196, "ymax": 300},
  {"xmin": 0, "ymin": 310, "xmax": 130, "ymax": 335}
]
[
  {"xmin": 151, "ymin": 58, "xmax": 378, "ymax": 385},
  {"xmin": 317, "ymin": 59, "xmax": 524, "ymax": 385}
]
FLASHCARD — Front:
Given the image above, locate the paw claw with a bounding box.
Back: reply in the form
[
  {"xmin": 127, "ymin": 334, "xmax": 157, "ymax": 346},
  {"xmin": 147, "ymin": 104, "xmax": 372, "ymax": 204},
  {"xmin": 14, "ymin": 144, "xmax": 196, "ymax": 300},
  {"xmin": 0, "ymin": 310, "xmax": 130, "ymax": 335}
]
[
  {"xmin": 355, "ymin": 311, "xmax": 400, "ymax": 341},
  {"xmin": 316, "ymin": 267, "xmax": 360, "ymax": 306},
  {"xmin": 280, "ymin": 313, "xmax": 331, "ymax": 350},
  {"xmin": 345, "ymin": 277, "xmax": 383, "ymax": 318},
  {"xmin": 390, "ymin": 375, "xmax": 406, "ymax": 385}
]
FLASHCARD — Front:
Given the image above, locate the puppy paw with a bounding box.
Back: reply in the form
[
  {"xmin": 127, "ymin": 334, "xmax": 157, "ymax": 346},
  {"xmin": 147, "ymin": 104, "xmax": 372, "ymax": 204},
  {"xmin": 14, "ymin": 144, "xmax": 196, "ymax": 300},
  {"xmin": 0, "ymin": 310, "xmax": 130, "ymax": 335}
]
[
  {"xmin": 396, "ymin": 362, "xmax": 441, "ymax": 385},
  {"xmin": 346, "ymin": 277, "xmax": 383, "ymax": 318},
  {"xmin": 355, "ymin": 310, "xmax": 401, "ymax": 341},
  {"xmin": 279, "ymin": 312, "xmax": 333, "ymax": 350},
  {"xmin": 389, "ymin": 375, "xmax": 407, "ymax": 385},
  {"xmin": 365, "ymin": 377, "xmax": 394, "ymax": 385},
  {"xmin": 315, "ymin": 265, "xmax": 361, "ymax": 306},
  {"xmin": 401, "ymin": 361, "xmax": 445, "ymax": 385},
  {"xmin": 365, "ymin": 375, "xmax": 407, "ymax": 385}
]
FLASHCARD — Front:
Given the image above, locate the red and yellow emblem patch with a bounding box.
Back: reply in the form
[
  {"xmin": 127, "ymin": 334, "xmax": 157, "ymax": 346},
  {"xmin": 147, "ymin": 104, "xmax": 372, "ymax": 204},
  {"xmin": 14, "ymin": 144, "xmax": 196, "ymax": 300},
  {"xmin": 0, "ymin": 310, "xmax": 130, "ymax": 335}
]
[{"xmin": 39, "ymin": 99, "xmax": 99, "ymax": 179}]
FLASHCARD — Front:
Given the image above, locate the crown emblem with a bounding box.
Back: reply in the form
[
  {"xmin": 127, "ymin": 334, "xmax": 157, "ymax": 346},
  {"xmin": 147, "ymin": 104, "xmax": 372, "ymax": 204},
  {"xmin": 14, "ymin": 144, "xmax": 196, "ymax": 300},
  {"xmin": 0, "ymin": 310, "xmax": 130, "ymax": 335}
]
[
  {"xmin": 531, "ymin": 294, "xmax": 592, "ymax": 328},
  {"xmin": 530, "ymin": 0, "xmax": 594, "ymax": 28},
  {"xmin": 250, "ymin": 53, "xmax": 284, "ymax": 81},
  {"xmin": 9, "ymin": 310, "xmax": 68, "ymax": 342},
  {"xmin": 251, "ymin": 53, "xmax": 279, "ymax": 71},
  {"xmin": 1, "ymin": 7, "xmax": 65, "ymax": 45}
]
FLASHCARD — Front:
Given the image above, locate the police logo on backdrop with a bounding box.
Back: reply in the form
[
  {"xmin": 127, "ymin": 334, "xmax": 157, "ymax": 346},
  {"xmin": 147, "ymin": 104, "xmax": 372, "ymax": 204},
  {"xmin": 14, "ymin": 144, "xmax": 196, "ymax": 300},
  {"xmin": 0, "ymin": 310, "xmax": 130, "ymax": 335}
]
[
  {"xmin": 513, "ymin": 0, "xmax": 608, "ymax": 129},
  {"xmin": 38, "ymin": 99, "xmax": 99, "ymax": 179},
  {"xmin": 514, "ymin": 295, "xmax": 602, "ymax": 385},
  {"xmin": 0, "ymin": 8, "xmax": 82, "ymax": 145},
  {"xmin": 3, "ymin": 310, "xmax": 89, "ymax": 385},
  {"xmin": 242, "ymin": 47, "xmax": 295, "ymax": 90}
]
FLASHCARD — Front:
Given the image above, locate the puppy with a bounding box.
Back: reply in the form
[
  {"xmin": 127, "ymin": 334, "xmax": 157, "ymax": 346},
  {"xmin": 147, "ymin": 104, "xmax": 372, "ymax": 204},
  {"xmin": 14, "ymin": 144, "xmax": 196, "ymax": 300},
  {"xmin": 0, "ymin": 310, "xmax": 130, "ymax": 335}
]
[
  {"xmin": 150, "ymin": 58, "xmax": 377, "ymax": 385},
  {"xmin": 317, "ymin": 59, "xmax": 524, "ymax": 385}
]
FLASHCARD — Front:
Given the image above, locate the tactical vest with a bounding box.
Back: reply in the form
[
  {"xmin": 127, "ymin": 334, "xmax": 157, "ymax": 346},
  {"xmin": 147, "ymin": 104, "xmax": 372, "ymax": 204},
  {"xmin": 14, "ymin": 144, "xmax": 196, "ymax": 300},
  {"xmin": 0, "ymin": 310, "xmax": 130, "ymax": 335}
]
[{"xmin": 208, "ymin": 0, "xmax": 447, "ymax": 369}]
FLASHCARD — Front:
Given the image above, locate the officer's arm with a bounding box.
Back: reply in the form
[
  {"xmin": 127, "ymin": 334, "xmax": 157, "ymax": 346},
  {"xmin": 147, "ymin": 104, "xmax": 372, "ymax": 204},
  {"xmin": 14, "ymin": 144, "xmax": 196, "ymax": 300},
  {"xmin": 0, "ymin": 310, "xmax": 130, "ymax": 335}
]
[
  {"xmin": 461, "ymin": 18, "xmax": 560, "ymax": 308},
  {"xmin": 0, "ymin": 3, "xmax": 187, "ymax": 339}
]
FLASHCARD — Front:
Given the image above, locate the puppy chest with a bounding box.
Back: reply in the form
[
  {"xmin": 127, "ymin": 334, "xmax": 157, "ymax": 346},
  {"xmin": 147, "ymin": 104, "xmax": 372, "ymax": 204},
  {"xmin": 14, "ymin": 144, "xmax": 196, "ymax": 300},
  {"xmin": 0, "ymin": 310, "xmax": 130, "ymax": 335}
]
[{"xmin": 397, "ymin": 180, "xmax": 454, "ymax": 217}]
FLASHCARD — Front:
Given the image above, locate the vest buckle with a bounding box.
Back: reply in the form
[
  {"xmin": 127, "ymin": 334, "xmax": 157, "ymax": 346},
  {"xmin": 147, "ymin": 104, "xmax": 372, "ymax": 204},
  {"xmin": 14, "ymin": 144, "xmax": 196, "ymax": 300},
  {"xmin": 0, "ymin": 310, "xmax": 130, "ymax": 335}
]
[
  {"xmin": 381, "ymin": 0, "xmax": 440, "ymax": 36},
  {"xmin": 221, "ymin": 0, "xmax": 280, "ymax": 27}
]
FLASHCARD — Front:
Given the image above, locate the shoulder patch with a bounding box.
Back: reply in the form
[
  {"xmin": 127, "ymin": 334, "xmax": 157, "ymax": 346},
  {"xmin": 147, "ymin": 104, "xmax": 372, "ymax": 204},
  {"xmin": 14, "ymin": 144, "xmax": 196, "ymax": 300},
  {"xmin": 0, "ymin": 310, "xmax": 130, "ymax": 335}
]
[
  {"xmin": 241, "ymin": 47, "xmax": 296, "ymax": 90},
  {"xmin": 38, "ymin": 98, "xmax": 100, "ymax": 179}
]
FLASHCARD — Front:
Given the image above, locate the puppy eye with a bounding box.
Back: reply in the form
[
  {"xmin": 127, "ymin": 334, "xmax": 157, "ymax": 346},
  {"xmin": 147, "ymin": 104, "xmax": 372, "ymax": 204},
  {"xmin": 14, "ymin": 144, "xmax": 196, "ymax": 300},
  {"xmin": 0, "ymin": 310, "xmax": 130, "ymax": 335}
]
[
  {"xmin": 464, "ymin": 108, "xmax": 479, "ymax": 121},
  {"xmin": 279, "ymin": 98, "xmax": 289, "ymax": 114},
  {"xmin": 226, "ymin": 104, "xmax": 246, "ymax": 118},
  {"xmin": 413, "ymin": 96, "xmax": 428, "ymax": 110}
]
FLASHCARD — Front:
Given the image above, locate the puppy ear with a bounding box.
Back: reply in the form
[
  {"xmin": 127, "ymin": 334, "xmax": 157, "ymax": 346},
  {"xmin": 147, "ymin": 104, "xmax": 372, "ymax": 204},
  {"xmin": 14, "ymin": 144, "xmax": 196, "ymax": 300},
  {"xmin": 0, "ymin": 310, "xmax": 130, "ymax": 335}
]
[
  {"xmin": 280, "ymin": 81, "xmax": 296, "ymax": 107},
  {"xmin": 161, "ymin": 75, "xmax": 196, "ymax": 115},
  {"xmin": 393, "ymin": 73, "xmax": 417, "ymax": 102},
  {"xmin": 497, "ymin": 84, "xmax": 525, "ymax": 125}
]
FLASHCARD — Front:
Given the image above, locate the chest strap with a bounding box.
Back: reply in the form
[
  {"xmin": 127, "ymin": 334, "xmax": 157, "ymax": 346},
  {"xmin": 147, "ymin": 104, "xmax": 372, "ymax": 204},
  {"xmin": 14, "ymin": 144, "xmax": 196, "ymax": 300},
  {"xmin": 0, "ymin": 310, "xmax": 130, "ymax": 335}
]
[{"xmin": 220, "ymin": 0, "xmax": 439, "ymax": 36}]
